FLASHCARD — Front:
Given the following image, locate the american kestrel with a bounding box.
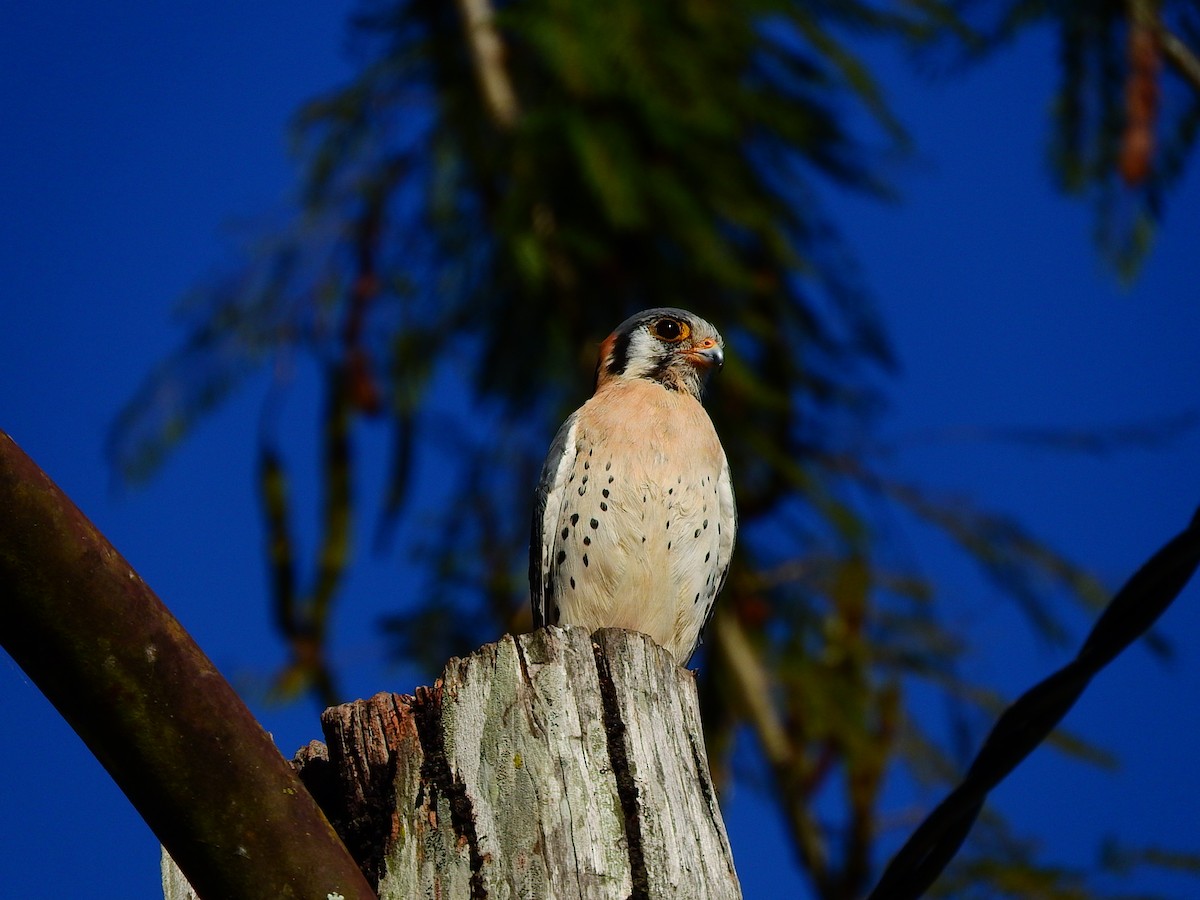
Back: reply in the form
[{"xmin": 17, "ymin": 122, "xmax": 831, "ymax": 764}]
[{"xmin": 530, "ymin": 308, "xmax": 737, "ymax": 665}]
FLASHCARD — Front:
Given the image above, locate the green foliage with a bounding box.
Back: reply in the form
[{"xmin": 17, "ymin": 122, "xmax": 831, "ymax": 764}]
[
  {"xmin": 950, "ymin": 0, "xmax": 1200, "ymax": 277},
  {"xmin": 107, "ymin": 1, "xmax": 1200, "ymax": 897}
]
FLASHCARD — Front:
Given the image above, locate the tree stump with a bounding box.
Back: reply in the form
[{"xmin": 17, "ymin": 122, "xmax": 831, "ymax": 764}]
[{"xmin": 165, "ymin": 625, "xmax": 741, "ymax": 899}]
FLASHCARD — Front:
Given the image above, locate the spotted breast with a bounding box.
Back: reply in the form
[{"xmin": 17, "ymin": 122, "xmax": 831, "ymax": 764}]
[{"xmin": 530, "ymin": 308, "xmax": 736, "ymax": 665}]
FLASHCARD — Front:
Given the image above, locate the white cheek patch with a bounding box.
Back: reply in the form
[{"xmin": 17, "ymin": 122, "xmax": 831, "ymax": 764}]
[{"xmin": 621, "ymin": 330, "xmax": 663, "ymax": 380}]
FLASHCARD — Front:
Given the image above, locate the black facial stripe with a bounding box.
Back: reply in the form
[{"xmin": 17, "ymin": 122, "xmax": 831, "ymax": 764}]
[{"xmin": 605, "ymin": 329, "xmax": 634, "ymax": 379}]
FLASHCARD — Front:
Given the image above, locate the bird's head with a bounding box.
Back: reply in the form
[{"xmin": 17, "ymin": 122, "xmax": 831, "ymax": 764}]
[{"xmin": 594, "ymin": 307, "xmax": 725, "ymax": 399}]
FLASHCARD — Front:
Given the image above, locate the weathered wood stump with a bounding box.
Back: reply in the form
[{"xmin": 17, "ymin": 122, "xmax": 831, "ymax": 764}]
[{"xmin": 165, "ymin": 625, "xmax": 740, "ymax": 899}]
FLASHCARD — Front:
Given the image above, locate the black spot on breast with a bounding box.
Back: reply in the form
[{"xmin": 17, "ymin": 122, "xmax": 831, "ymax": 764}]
[
  {"xmin": 571, "ymin": 513, "xmax": 579, "ymax": 526},
  {"xmin": 703, "ymin": 519, "xmax": 709, "ymax": 529},
  {"xmin": 608, "ymin": 475, "xmax": 614, "ymax": 484},
  {"xmin": 705, "ymin": 552, "xmax": 710, "ymax": 563},
  {"xmin": 600, "ymin": 502, "xmax": 608, "ymax": 512},
  {"xmin": 590, "ymin": 518, "xmax": 599, "ymax": 529},
  {"xmin": 605, "ymin": 461, "xmax": 612, "ymax": 471},
  {"xmin": 561, "ymin": 527, "xmax": 569, "ymax": 540},
  {"xmin": 667, "ymin": 541, "xmax": 672, "ymax": 550},
  {"xmin": 666, "ymin": 520, "xmax": 671, "ymax": 529},
  {"xmin": 668, "ymin": 487, "xmax": 674, "ymax": 496},
  {"xmin": 694, "ymin": 528, "xmax": 701, "ymax": 538},
  {"xmin": 556, "ymin": 550, "xmax": 566, "ymax": 565},
  {"xmin": 583, "ymin": 536, "xmax": 591, "ymax": 546},
  {"xmin": 569, "ymin": 578, "xmax": 576, "ymax": 590},
  {"xmin": 578, "ymin": 486, "xmax": 586, "ymax": 496},
  {"xmin": 694, "ymin": 592, "xmax": 700, "ymax": 605},
  {"xmin": 582, "ymin": 474, "xmax": 589, "ymax": 485},
  {"xmin": 602, "ymin": 488, "xmax": 610, "ymax": 498},
  {"xmin": 582, "ymin": 554, "xmax": 589, "ymax": 568}
]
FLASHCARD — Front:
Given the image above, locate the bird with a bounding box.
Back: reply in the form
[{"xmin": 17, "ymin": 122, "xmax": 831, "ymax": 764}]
[{"xmin": 529, "ymin": 307, "xmax": 736, "ymax": 665}]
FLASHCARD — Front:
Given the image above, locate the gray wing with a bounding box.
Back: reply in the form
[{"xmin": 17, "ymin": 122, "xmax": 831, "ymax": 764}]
[
  {"xmin": 691, "ymin": 451, "xmax": 737, "ymax": 655},
  {"xmin": 529, "ymin": 410, "xmax": 580, "ymax": 628}
]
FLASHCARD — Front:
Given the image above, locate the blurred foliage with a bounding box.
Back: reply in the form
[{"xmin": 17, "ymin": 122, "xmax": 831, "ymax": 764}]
[
  {"xmin": 952, "ymin": 0, "xmax": 1200, "ymax": 278},
  {"xmin": 107, "ymin": 1, "xmax": 1200, "ymax": 897},
  {"xmin": 928, "ymin": 814, "xmax": 1200, "ymax": 899}
]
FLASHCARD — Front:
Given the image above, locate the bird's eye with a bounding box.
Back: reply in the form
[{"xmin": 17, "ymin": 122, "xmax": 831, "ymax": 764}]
[{"xmin": 650, "ymin": 318, "xmax": 690, "ymax": 343}]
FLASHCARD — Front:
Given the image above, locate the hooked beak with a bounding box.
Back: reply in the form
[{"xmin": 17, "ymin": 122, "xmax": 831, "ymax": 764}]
[{"xmin": 685, "ymin": 337, "xmax": 724, "ymax": 370}]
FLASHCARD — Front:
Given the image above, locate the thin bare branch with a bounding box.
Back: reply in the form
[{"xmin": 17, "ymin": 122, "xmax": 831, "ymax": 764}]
[
  {"xmin": 456, "ymin": 0, "xmax": 521, "ymax": 129},
  {"xmin": 1159, "ymin": 23, "xmax": 1200, "ymax": 93},
  {"xmin": 1128, "ymin": 0, "xmax": 1200, "ymax": 94},
  {"xmin": 868, "ymin": 504, "xmax": 1200, "ymax": 899}
]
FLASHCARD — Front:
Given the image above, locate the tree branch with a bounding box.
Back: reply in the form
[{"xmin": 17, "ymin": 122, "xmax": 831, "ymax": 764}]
[
  {"xmin": 1159, "ymin": 23, "xmax": 1200, "ymax": 94},
  {"xmin": 1129, "ymin": 0, "xmax": 1200, "ymax": 95},
  {"xmin": 455, "ymin": 0, "xmax": 521, "ymax": 129},
  {"xmin": 0, "ymin": 431, "xmax": 374, "ymax": 900}
]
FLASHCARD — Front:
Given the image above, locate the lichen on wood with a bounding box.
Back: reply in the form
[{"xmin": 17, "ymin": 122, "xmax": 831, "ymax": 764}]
[{"xmin": 296, "ymin": 625, "xmax": 741, "ymax": 900}]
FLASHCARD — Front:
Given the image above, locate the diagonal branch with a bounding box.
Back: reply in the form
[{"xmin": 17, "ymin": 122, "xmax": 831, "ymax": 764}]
[
  {"xmin": 455, "ymin": 0, "xmax": 521, "ymax": 129},
  {"xmin": 1129, "ymin": 0, "xmax": 1200, "ymax": 94},
  {"xmin": 1159, "ymin": 23, "xmax": 1200, "ymax": 93},
  {"xmin": 868, "ymin": 504, "xmax": 1200, "ymax": 900},
  {"xmin": 0, "ymin": 431, "xmax": 375, "ymax": 900}
]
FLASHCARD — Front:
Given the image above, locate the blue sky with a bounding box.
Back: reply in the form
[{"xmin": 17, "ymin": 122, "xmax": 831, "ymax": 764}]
[{"xmin": 2, "ymin": 5, "xmax": 1199, "ymax": 898}]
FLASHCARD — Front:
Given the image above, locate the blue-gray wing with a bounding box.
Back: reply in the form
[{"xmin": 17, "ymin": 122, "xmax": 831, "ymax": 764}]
[
  {"xmin": 691, "ymin": 451, "xmax": 737, "ymax": 657},
  {"xmin": 529, "ymin": 411, "xmax": 580, "ymax": 628}
]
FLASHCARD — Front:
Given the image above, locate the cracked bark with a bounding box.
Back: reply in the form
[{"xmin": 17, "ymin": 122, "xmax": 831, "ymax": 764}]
[
  {"xmin": 300, "ymin": 626, "xmax": 740, "ymax": 899},
  {"xmin": 163, "ymin": 626, "xmax": 740, "ymax": 898}
]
